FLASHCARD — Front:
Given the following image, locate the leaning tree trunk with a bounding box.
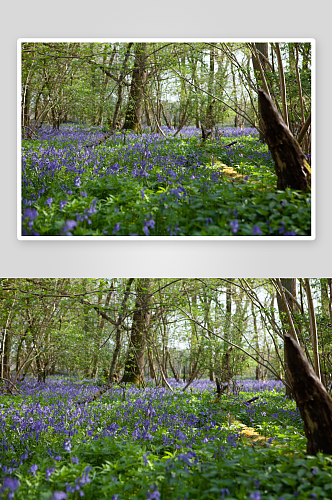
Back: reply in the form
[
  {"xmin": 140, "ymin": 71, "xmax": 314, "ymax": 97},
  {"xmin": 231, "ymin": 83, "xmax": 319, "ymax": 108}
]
[
  {"xmin": 121, "ymin": 279, "xmax": 151, "ymax": 385},
  {"xmin": 258, "ymin": 89, "xmax": 311, "ymax": 192},
  {"xmin": 284, "ymin": 333, "xmax": 332, "ymax": 455}
]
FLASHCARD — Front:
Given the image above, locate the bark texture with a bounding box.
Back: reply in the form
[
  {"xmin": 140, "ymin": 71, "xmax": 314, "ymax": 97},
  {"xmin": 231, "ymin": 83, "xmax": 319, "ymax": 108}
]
[
  {"xmin": 284, "ymin": 333, "xmax": 332, "ymax": 455},
  {"xmin": 122, "ymin": 43, "xmax": 148, "ymax": 132},
  {"xmin": 258, "ymin": 89, "xmax": 311, "ymax": 192},
  {"xmin": 121, "ymin": 279, "xmax": 151, "ymax": 385},
  {"xmin": 276, "ymin": 278, "xmax": 297, "ymax": 397}
]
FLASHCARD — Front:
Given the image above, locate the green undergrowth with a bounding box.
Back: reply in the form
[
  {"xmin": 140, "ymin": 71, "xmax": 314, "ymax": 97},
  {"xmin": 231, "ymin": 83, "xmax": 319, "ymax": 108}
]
[
  {"xmin": 21, "ymin": 129, "xmax": 311, "ymax": 236},
  {"xmin": 1, "ymin": 387, "xmax": 331, "ymax": 499}
]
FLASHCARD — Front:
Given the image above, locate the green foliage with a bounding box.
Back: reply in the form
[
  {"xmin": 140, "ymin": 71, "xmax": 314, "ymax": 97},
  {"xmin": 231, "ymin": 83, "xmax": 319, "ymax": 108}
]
[
  {"xmin": 22, "ymin": 130, "xmax": 311, "ymax": 236},
  {"xmin": 1, "ymin": 384, "xmax": 332, "ymax": 500}
]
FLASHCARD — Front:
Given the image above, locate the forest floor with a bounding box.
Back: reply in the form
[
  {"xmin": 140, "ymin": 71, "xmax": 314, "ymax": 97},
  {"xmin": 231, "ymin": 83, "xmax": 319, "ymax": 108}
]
[
  {"xmin": 1, "ymin": 377, "xmax": 331, "ymax": 499},
  {"xmin": 21, "ymin": 125, "xmax": 311, "ymax": 237}
]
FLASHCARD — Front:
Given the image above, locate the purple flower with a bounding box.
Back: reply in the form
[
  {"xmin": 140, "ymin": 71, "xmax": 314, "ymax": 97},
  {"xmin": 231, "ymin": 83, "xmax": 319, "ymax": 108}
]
[
  {"xmin": 71, "ymin": 456, "xmax": 79, "ymax": 464},
  {"xmin": 250, "ymin": 492, "xmax": 261, "ymax": 500},
  {"xmin": 221, "ymin": 488, "xmax": 230, "ymax": 498},
  {"xmin": 46, "ymin": 467, "xmax": 55, "ymax": 479},
  {"xmin": 141, "ymin": 188, "xmax": 146, "ymax": 199},
  {"xmin": 167, "ymin": 223, "xmax": 180, "ymax": 236},
  {"xmin": 230, "ymin": 220, "xmax": 239, "ymax": 233},
  {"xmin": 52, "ymin": 492, "xmax": 67, "ymax": 500},
  {"xmin": 55, "ymin": 455, "xmax": 62, "ymax": 462},
  {"xmin": 2, "ymin": 477, "xmax": 19, "ymax": 492},
  {"xmin": 59, "ymin": 200, "xmax": 68, "ymax": 210},
  {"xmin": 63, "ymin": 438, "xmax": 71, "ymax": 452},
  {"xmin": 280, "ymin": 200, "xmax": 287, "ymax": 206},
  {"xmin": 74, "ymin": 177, "xmax": 81, "ymax": 187},
  {"xmin": 279, "ymin": 222, "xmax": 286, "ymax": 234},
  {"xmin": 147, "ymin": 485, "xmax": 160, "ymax": 500},
  {"xmin": 284, "ymin": 231, "xmax": 297, "ymax": 236},
  {"xmin": 81, "ymin": 191, "xmax": 87, "ymax": 198},
  {"xmin": 46, "ymin": 197, "xmax": 53, "ymax": 208},
  {"xmin": 24, "ymin": 208, "xmax": 38, "ymax": 221},
  {"xmin": 206, "ymin": 217, "xmax": 213, "ymax": 226},
  {"xmin": 253, "ymin": 224, "xmax": 262, "ymax": 236},
  {"xmin": 61, "ymin": 220, "xmax": 77, "ymax": 236},
  {"xmin": 113, "ymin": 223, "xmax": 120, "ymax": 235},
  {"xmin": 143, "ymin": 216, "xmax": 155, "ymax": 236},
  {"xmin": 87, "ymin": 199, "xmax": 98, "ymax": 215},
  {"xmin": 177, "ymin": 431, "xmax": 186, "ymax": 442},
  {"xmin": 30, "ymin": 464, "xmax": 38, "ymax": 476}
]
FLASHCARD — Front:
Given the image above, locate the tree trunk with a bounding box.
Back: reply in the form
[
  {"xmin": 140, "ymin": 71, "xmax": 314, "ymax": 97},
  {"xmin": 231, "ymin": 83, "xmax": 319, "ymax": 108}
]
[
  {"xmin": 252, "ymin": 43, "xmax": 269, "ymax": 140},
  {"xmin": 122, "ymin": 43, "xmax": 148, "ymax": 132},
  {"xmin": 276, "ymin": 278, "xmax": 297, "ymax": 397},
  {"xmin": 284, "ymin": 333, "xmax": 332, "ymax": 455},
  {"xmin": 121, "ymin": 279, "xmax": 151, "ymax": 385},
  {"xmin": 258, "ymin": 89, "xmax": 311, "ymax": 192}
]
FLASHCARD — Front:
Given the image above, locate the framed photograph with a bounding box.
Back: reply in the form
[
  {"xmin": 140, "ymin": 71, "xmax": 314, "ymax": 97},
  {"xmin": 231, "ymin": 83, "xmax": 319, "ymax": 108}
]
[{"xmin": 18, "ymin": 39, "xmax": 315, "ymax": 239}]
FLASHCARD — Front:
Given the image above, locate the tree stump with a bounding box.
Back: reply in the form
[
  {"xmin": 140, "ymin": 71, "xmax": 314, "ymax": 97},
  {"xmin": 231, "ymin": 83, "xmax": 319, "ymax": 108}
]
[
  {"xmin": 284, "ymin": 333, "xmax": 332, "ymax": 455},
  {"xmin": 258, "ymin": 89, "xmax": 311, "ymax": 192}
]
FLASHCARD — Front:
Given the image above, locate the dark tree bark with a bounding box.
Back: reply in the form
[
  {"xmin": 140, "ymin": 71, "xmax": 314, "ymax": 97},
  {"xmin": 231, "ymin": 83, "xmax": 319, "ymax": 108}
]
[
  {"xmin": 258, "ymin": 89, "xmax": 311, "ymax": 192},
  {"xmin": 284, "ymin": 333, "xmax": 332, "ymax": 455},
  {"xmin": 121, "ymin": 279, "xmax": 151, "ymax": 385},
  {"xmin": 122, "ymin": 43, "xmax": 148, "ymax": 132}
]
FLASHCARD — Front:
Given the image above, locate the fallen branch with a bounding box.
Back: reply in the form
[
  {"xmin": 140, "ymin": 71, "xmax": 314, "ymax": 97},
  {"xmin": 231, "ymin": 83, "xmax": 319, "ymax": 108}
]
[{"xmin": 0, "ymin": 377, "xmax": 22, "ymax": 395}]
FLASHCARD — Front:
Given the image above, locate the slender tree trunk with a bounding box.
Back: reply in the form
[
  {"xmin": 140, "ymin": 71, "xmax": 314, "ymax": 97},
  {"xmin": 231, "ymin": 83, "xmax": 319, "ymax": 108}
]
[
  {"xmin": 276, "ymin": 278, "xmax": 298, "ymax": 397},
  {"xmin": 274, "ymin": 43, "xmax": 289, "ymax": 128},
  {"xmin": 304, "ymin": 279, "xmax": 321, "ymax": 381},
  {"xmin": 252, "ymin": 42, "xmax": 269, "ymax": 140}
]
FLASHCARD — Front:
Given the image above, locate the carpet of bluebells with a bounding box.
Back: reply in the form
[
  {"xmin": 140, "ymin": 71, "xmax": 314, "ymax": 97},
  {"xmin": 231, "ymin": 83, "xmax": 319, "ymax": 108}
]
[
  {"xmin": 21, "ymin": 125, "xmax": 311, "ymax": 237},
  {"xmin": 1, "ymin": 377, "xmax": 332, "ymax": 500}
]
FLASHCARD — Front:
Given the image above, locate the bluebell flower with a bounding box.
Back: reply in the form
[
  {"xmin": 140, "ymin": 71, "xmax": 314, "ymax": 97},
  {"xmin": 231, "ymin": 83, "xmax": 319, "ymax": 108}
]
[
  {"xmin": 52, "ymin": 492, "xmax": 67, "ymax": 500},
  {"xmin": 46, "ymin": 467, "xmax": 55, "ymax": 479},
  {"xmin": 253, "ymin": 225, "xmax": 262, "ymax": 236},
  {"xmin": 206, "ymin": 217, "xmax": 213, "ymax": 226},
  {"xmin": 143, "ymin": 216, "xmax": 155, "ymax": 236},
  {"xmin": 63, "ymin": 439, "xmax": 71, "ymax": 452},
  {"xmin": 30, "ymin": 464, "xmax": 38, "ymax": 476},
  {"xmin": 230, "ymin": 220, "xmax": 239, "ymax": 233},
  {"xmin": 61, "ymin": 220, "xmax": 77, "ymax": 236},
  {"xmin": 279, "ymin": 222, "xmax": 286, "ymax": 234},
  {"xmin": 113, "ymin": 223, "xmax": 120, "ymax": 235},
  {"xmin": 147, "ymin": 484, "xmax": 160, "ymax": 500},
  {"xmin": 24, "ymin": 208, "xmax": 38, "ymax": 221},
  {"xmin": 46, "ymin": 197, "xmax": 53, "ymax": 208}
]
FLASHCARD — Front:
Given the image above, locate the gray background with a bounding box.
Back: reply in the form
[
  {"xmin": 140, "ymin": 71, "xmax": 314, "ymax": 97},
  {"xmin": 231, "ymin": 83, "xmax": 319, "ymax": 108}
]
[{"xmin": 2, "ymin": 0, "xmax": 331, "ymax": 277}]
